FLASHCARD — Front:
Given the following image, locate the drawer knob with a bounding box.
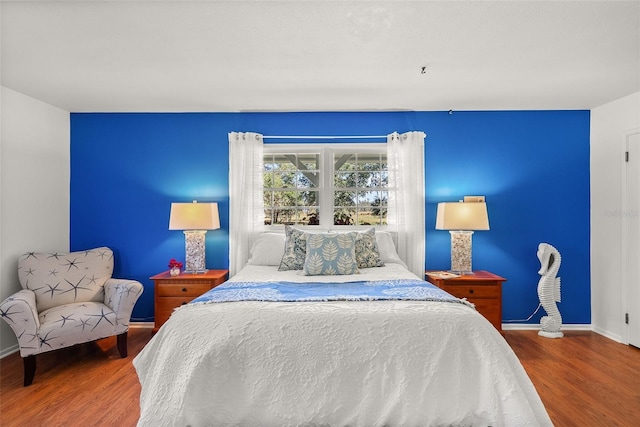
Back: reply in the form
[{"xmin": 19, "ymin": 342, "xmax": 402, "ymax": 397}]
[
  {"xmin": 469, "ymin": 289, "xmax": 474, "ymax": 294},
  {"xmin": 182, "ymin": 287, "xmax": 187, "ymax": 292}
]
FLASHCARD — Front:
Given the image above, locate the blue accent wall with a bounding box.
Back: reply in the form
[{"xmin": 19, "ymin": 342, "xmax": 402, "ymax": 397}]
[{"xmin": 70, "ymin": 111, "xmax": 590, "ymax": 324}]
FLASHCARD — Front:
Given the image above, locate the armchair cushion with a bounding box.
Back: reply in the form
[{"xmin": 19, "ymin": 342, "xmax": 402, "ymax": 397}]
[
  {"xmin": 18, "ymin": 247, "xmax": 114, "ymax": 312},
  {"xmin": 37, "ymin": 302, "xmax": 120, "ymax": 355}
]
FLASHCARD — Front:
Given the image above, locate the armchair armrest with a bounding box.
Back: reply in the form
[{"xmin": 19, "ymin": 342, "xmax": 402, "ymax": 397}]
[
  {"xmin": 104, "ymin": 279, "xmax": 144, "ymax": 327},
  {"xmin": 1, "ymin": 289, "xmax": 40, "ymax": 357}
]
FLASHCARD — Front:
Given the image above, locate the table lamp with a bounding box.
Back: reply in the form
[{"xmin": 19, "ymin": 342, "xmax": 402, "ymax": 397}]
[
  {"xmin": 169, "ymin": 201, "xmax": 220, "ymax": 273},
  {"xmin": 436, "ymin": 196, "xmax": 489, "ymax": 274}
]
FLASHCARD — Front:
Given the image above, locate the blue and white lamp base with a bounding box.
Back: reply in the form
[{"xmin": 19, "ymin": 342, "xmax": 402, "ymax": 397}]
[
  {"xmin": 184, "ymin": 230, "xmax": 208, "ymax": 273},
  {"xmin": 449, "ymin": 230, "xmax": 474, "ymax": 274}
]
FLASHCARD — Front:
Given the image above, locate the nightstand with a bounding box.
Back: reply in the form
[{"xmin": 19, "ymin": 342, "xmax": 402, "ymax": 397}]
[
  {"xmin": 425, "ymin": 270, "xmax": 506, "ymax": 334},
  {"xmin": 150, "ymin": 269, "xmax": 229, "ymax": 332}
]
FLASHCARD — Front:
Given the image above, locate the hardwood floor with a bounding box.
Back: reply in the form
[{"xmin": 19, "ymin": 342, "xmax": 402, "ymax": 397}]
[
  {"xmin": 1, "ymin": 328, "xmax": 638, "ymax": 426},
  {"xmin": 0, "ymin": 328, "xmax": 150, "ymax": 427},
  {"xmin": 504, "ymin": 330, "xmax": 640, "ymax": 427}
]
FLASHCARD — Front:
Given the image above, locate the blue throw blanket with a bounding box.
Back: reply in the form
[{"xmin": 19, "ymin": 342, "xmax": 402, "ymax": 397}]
[{"xmin": 189, "ymin": 278, "xmax": 470, "ymax": 306}]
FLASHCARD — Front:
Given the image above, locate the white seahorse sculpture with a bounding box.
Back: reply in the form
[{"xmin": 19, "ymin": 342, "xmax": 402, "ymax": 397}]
[{"xmin": 537, "ymin": 243, "xmax": 563, "ymax": 338}]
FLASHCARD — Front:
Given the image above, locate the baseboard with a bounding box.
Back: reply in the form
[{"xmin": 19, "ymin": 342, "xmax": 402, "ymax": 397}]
[
  {"xmin": 591, "ymin": 325, "xmax": 625, "ymax": 344},
  {"xmin": 129, "ymin": 322, "xmax": 154, "ymax": 329},
  {"xmin": 502, "ymin": 323, "xmax": 593, "ymax": 331},
  {"xmin": 0, "ymin": 344, "xmax": 19, "ymax": 359},
  {"xmin": 503, "ymin": 323, "xmax": 631, "ymax": 345}
]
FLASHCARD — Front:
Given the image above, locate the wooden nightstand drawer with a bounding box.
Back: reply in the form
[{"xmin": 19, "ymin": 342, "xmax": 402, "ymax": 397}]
[
  {"xmin": 440, "ymin": 284, "xmax": 500, "ymax": 299},
  {"xmin": 157, "ymin": 282, "xmax": 211, "ymax": 297},
  {"xmin": 155, "ymin": 297, "xmax": 193, "ymax": 326},
  {"xmin": 473, "ymin": 299, "xmax": 501, "ymax": 326}
]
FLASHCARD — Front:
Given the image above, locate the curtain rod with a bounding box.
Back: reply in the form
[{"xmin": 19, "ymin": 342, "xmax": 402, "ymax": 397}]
[{"xmin": 262, "ymin": 135, "xmax": 389, "ymax": 140}]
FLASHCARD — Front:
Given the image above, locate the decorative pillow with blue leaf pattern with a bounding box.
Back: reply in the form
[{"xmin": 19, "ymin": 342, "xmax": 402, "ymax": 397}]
[{"xmin": 303, "ymin": 232, "xmax": 359, "ymax": 276}]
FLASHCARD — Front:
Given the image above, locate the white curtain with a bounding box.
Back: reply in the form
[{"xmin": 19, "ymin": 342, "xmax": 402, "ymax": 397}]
[
  {"xmin": 387, "ymin": 131, "xmax": 426, "ymax": 278},
  {"xmin": 228, "ymin": 132, "xmax": 264, "ymax": 276}
]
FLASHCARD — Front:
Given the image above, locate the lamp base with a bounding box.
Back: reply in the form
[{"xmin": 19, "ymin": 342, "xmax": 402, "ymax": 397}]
[
  {"xmin": 449, "ymin": 230, "xmax": 474, "ymax": 274},
  {"xmin": 448, "ymin": 270, "xmax": 476, "ymax": 276},
  {"xmin": 183, "ymin": 230, "xmax": 208, "ymax": 273},
  {"xmin": 184, "ymin": 269, "xmax": 209, "ymax": 274}
]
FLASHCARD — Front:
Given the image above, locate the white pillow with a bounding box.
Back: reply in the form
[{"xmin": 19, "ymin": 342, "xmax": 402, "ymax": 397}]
[
  {"xmin": 375, "ymin": 231, "xmax": 408, "ymax": 269},
  {"xmin": 248, "ymin": 233, "xmax": 286, "ymax": 266}
]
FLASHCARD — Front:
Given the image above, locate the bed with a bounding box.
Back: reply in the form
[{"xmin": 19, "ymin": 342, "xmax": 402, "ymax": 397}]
[{"xmin": 134, "ymin": 229, "xmax": 552, "ymax": 426}]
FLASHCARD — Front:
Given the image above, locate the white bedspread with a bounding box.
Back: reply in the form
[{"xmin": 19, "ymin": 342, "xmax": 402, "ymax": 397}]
[{"xmin": 134, "ymin": 265, "xmax": 552, "ymax": 426}]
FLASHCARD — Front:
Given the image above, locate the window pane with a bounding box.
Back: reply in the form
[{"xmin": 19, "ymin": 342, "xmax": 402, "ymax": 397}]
[
  {"xmin": 291, "ymin": 209, "xmax": 304, "ymax": 224},
  {"xmin": 334, "ymin": 191, "xmax": 355, "ymax": 207},
  {"xmin": 275, "ymin": 171, "xmax": 296, "ymax": 188},
  {"xmin": 263, "ymin": 172, "xmax": 275, "ymax": 188},
  {"xmin": 272, "ymin": 190, "xmax": 299, "ymax": 207},
  {"xmin": 356, "ymin": 171, "xmax": 376, "ymax": 188},
  {"xmin": 296, "ymin": 171, "xmax": 316, "ymax": 189},
  {"xmin": 300, "ymin": 190, "xmax": 318, "ymax": 206},
  {"xmin": 334, "ymin": 172, "xmax": 355, "ymax": 188},
  {"xmin": 357, "ymin": 190, "xmax": 378, "ymax": 204},
  {"xmin": 300, "ymin": 208, "xmax": 320, "ymax": 226},
  {"xmin": 356, "ymin": 209, "xmax": 374, "ymax": 226},
  {"xmin": 356, "ymin": 191, "xmax": 374, "ymax": 225},
  {"xmin": 334, "ymin": 208, "xmax": 355, "ymax": 225},
  {"xmin": 272, "ymin": 208, "xmax": 296, "ymax": 225},
  {"xmin": 364, "ymin": 172, "xmax": 380, "ymax": 188},
  {"xmin": 357, "ymin": 210, "xmax": 388, "ymax": 226}
]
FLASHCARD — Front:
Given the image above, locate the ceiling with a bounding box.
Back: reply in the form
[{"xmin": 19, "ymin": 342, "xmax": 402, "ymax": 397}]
[{"xmin": 1, "ymin": 0, "xmax": 639, "ymax": 112}]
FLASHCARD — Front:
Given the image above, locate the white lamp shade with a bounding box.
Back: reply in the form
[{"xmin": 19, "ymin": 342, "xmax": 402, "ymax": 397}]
[
  {"xmin": 436, "ymin": 202, "xmax": 489, "ymax": 231},
  {"xmin": 169, "ymin": 202, "xmax": 220, "ymax": 230}
]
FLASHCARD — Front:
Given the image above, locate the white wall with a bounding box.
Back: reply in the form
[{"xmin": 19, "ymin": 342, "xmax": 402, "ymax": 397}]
[
  {"xmin": 0, "ymin": 87, "xmax": 70, "ymax": 356},
  {"xmin": 590, "ymin": 91, "xmax": 640, "ymax": 342}
]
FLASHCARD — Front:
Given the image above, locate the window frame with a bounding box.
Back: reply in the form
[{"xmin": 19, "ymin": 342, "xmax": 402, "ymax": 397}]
[{"xmin": 263, "ymin": 143, "xmax": 390, "ymax": 230}]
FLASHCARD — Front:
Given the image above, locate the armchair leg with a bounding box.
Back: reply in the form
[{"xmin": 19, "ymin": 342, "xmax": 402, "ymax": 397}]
[
  {"xmin": 23, "ymin": 355, "xmax": 36, "ymax": 387},
  {"xmin": 117, "ymin": 332, "xmax": 128, "ymax": 358}
]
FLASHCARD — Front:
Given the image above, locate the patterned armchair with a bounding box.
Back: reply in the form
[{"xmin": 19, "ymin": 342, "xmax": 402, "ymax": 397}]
[{"xmin": 0, "ymin": 247, "xmax": 143, "ymax": 386}]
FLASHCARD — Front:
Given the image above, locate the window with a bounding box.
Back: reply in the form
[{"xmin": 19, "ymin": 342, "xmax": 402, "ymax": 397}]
[
  {"xmin": 263, "ymin": 151, "xmax": 320, "ymax": 226},
  {"xmin": 332, "ymin": 150, "xmax": 388, "ymax": 226},
  {"xmin": 263, "ymin": 144, "xmax": 389, "ymax": 227}
]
